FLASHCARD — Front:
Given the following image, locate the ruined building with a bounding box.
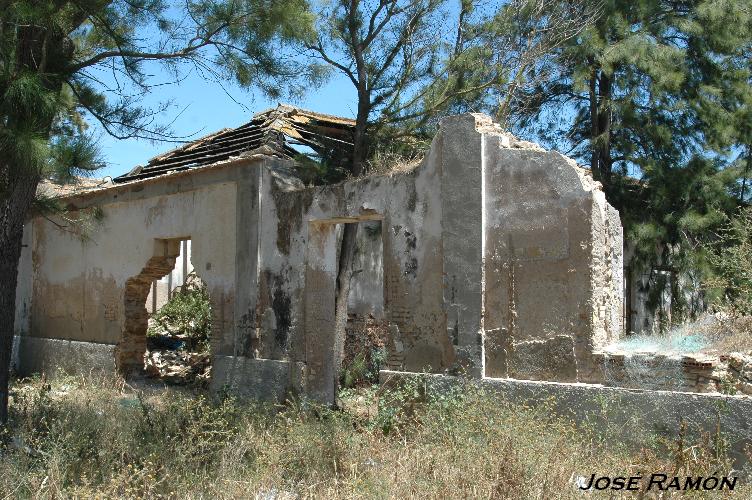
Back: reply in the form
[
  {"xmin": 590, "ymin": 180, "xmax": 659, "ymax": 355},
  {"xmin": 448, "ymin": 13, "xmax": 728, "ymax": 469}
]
[{"xmin": 13, "ymin": 106, "xmax": 624, "ymax": 403}]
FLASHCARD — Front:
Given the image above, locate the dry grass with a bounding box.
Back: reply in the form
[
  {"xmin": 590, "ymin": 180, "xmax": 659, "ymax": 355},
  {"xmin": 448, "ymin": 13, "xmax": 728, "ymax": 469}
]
[
  {"xmin": 702, "ymin": 315, "xmax": 752, "ymax": 354},
  {"xmin": 0, "ymin": 374, "xmax": 746, "ymax": 499},
  {"xmin": 365, "ymin": 149, "xmax": 424, "ymax": 177}
]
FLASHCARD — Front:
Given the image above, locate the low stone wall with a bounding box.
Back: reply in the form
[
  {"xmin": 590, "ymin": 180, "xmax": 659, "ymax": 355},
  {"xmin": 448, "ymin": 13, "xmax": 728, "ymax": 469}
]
[
  {"xmin": 579, "ymin": 351, "xmax": 752, "ymax": 395},
  {"xmin": 17, "ymin": 337, "xmax": 117, "ymax": 377},
  {"xmin": 210, "ymin": 356, "xmax": 302, "ymax": 402},
  {"xmin": 724, "ymin": 353, "xmax": 752, "ymax": 395},
  {"xmin": 380, "ymin": 370, "xmax": 752, "ymax": 469}
]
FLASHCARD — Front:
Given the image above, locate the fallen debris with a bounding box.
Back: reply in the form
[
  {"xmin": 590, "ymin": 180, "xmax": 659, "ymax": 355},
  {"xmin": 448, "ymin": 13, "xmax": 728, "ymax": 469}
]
[{"xmin": 144, "ymin": 344, "xmax": 211, "ymax": 386}]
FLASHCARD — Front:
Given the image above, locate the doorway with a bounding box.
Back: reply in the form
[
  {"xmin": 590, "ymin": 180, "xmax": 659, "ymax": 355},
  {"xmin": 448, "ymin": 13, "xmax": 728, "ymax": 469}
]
[
  {"xmin": 303, "ymin": 216, "xmax": 386, "ymax": 404},
  {"xmin": 118, "ymin": 238, "xmax": 213, "ymax": 384}
]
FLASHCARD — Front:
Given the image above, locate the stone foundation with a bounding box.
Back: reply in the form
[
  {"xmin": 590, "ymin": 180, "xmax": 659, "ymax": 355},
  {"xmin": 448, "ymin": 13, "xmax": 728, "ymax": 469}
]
[
  {"xmin": 210, "ymin": 356, "xmax": 301, "ymax": 402},
  {"xmin": 17, "ymin": 337, "xmax": 116, "ymax": 377},
  {"xmin": 579, "ymin": 350, "xmax": 752, "ymax": 395},
  {"xmin": 382, "ymin": 370, "xmax": 752, "ymax": 470}
]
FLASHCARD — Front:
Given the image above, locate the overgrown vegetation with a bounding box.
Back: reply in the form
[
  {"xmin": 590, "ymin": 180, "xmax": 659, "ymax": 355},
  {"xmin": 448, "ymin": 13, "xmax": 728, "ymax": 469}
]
[
  {"xmin": 0, "ymin": 375, "xmax": 746, "ymax": 498},
  {"xmin": 705, "ymin": 207, "xmax": 752, "ymax": 316},
  {"xmin": 340, "ymin": 348, "xmax": 387, "ymax": 389},
  {"xmin": 690, "ymin": 206, "xmax": 752, "ymax": 353},
  {"xmin": 340, "ymin": 319, "xmax": 388, "ymax": 389},
  {"xmin": 147, "ymin": 273, "xmax": 212, "ymax": 353}
]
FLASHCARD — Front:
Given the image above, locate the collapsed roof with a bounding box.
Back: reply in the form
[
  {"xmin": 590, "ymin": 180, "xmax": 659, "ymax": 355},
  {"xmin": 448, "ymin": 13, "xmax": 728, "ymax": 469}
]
[{"xmin": 113, "ymin": 105, "xmax": 355, "ymax": 183}]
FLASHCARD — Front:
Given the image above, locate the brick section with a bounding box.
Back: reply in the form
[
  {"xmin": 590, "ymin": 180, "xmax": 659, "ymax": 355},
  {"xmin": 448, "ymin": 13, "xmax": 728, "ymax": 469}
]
[{"xmin": 116, "ymin": 252, "xmax": 178, "ymax": 374}]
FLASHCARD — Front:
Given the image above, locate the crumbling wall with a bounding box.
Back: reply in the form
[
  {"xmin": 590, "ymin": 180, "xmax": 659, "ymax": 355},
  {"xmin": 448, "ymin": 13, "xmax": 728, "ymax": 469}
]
[
  {"xmin": 476, "ymin": 114, "xmax": 623, "ymax": 382},
  {"xmin": 247, "ymin": 113, "xmax": 623, "ymax": 401},
  {"xmin": 18, "ymin": 159, "xmax": 254, "ymax": 376},
  {"xmin": 252, "ymin": 144, "xmax": 448, "ymax": 402},
  {"xmin": 119, "ymin": 241, "xmax": 181, "ymax": 373},
  {"xmin": 576, "ymin": 350, "xmax": 752, "ymax": 395}
]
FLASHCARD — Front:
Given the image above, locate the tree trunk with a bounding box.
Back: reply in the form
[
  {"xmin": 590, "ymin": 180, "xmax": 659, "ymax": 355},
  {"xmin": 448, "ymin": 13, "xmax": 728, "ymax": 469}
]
[
  {"xmin": 589, "ymin": 68, "xmax": 601, "ymax": 182},
  {"xmin": 332, "ymin": 222, "xmax": 359, "ymax": 386},
  {"xmin": 588, "ymin": 66, "xmax": 613, "ymax": 193},
  {"xmin": 0, "ymin": 19, "xmax": 71, "ymax": 425},
  {"xmin": 0, "ymin": 174, "xmax": 38, "ymax": 425},
  {"xmin": 331, "ymin": 90, "xmax": 370, "ymax": 401},
  {"xmin": 739, "ymin": 150, "xmax": 751, "ymax": 202},
  {"xmin": 597, "ymin": 71, "xmax": 613, "ymax": 190}
]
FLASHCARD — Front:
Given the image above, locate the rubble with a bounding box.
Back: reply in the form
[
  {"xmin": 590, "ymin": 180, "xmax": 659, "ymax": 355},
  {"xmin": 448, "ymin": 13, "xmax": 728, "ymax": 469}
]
[{"xmin": 144, "ymin": 338, "xmax": 211, "ymax": 385}]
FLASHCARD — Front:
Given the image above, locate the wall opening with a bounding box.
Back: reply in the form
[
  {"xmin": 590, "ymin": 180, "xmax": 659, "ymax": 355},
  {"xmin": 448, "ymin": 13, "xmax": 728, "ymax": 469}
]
[
  {"xmin": 341, "ymin": 220, "xmax": 387, "ymax": 390},
  {"xmin": 304, "ymin": 216, "xmax": 385, "ymax": 404},
  {"xmin": 118, "ymin": 238, "xmax": 212, "ymax": 384}
]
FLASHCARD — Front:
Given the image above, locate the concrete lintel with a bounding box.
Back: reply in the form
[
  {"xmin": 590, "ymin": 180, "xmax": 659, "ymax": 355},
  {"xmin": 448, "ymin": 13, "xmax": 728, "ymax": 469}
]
[{"xmin": 309, "ymin": 213, "xmax": 384, "ymax": 226}]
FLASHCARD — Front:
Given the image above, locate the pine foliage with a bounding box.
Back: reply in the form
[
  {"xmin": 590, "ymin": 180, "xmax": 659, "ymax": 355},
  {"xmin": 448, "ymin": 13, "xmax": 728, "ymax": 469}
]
[{"xmin": 500, "ymin": 0, "xmax": 752, "ymax": 323}]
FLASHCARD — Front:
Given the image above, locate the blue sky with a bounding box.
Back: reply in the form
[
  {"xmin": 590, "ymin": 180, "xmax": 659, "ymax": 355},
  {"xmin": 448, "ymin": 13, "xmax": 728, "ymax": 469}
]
[{"xmin": 93, "ymin": 63, "xmax": 358, "ymax": 180}]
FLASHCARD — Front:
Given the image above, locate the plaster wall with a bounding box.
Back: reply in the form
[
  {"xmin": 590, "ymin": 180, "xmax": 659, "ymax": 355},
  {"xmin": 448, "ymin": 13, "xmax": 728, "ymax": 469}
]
[
  {"xmin": 480, "ymin": 116, "xmax": 623, "ymax": 382},
  {"xmin": 248, "ymin": 113, "xmax": 622, "ymax": 399},
  {"xmin": 17, "ymin": 157, "xmax": 269, "ymax": 375},
  {"xmin": 30, "ymin": 180, "xmax": 236, "ymax": 344}
]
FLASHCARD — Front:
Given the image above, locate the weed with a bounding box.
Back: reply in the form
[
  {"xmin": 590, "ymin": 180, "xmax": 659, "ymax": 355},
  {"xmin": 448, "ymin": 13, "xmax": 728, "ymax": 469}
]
[{"xmin": 1, "ymin": 374, "xmax": 747, "ymax": 498}]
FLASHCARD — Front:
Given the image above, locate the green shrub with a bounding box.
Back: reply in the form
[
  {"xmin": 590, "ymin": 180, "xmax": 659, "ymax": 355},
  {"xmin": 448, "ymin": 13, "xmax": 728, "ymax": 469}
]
[
  {"xmin": 705, "ymin": 207, "xmax": 752, "ymax": 315},
  {"xmin": 340, "ymin": 347, "xmax": 386, "ymax": 389},
  {"xmin": 147, "ymin": 272, "xmax": 211, "ymax": 351}
]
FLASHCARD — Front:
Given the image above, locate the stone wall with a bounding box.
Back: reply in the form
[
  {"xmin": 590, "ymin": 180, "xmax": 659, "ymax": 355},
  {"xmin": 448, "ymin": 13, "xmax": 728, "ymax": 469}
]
[
  {"xmin": 579, "ymin": 350, "xmax": 752, "ymax": 395},
  {"xmin": 18, "ymin": 337, "xmax": 116, "ymax": 377}
]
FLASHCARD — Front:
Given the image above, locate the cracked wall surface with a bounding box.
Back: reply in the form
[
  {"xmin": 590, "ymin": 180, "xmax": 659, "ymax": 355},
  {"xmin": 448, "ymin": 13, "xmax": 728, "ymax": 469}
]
[{"xmin": 479, "ymin": 111, "xmax": 624, "ymax": 382}]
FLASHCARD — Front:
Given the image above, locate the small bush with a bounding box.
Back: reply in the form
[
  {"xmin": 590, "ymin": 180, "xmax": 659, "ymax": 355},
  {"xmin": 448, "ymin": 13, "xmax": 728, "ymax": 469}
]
[
  {"xmin": 705, "ymin": 207, "xmax": 752, "ymax": 316},
  {"xmin": 148, "ymin": 272, "xmax": 211, "ymax": 352}
]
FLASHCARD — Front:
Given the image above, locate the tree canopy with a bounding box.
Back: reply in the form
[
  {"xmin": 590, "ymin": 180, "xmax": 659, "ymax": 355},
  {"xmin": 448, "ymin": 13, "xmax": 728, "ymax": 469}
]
[{"xmin": 494, "ymin": 0, "xmax": 752, "ymax": 324}]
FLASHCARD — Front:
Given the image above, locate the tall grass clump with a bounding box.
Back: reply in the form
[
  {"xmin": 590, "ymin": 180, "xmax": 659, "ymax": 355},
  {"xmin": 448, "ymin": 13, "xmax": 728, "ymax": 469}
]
[{"xmin": 0, "ymin": 374, "xmax": 746, "ymax": 498}]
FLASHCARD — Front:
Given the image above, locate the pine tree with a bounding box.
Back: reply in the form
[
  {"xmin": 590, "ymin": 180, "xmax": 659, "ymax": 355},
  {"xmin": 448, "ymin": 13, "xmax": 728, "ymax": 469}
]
[{"xmin": 510, "ymin": 0, "xmax": 752, "ymax": 326}]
